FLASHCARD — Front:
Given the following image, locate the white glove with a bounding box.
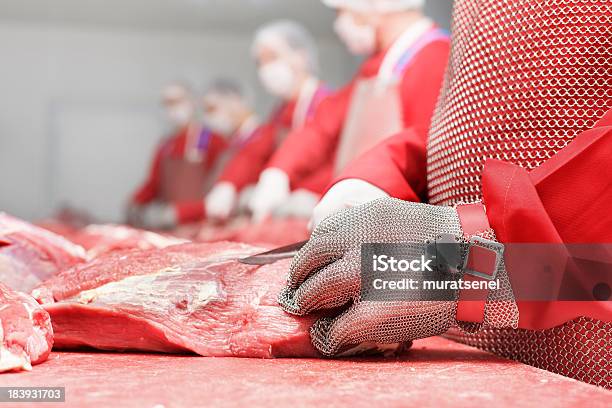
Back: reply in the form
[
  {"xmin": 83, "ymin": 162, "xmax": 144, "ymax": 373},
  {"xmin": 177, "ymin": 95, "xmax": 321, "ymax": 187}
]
[
  {"xmin": 249, "ymin": 168, "xmax": 291, "ymax": 222},
  {"xmin": 205, "ymin": 182, "xmax": 237, "ymax": 220},
  {"xmin": 141, "ymin": 203, "xmax": 178, "ymax": 230},
  {"xmin": 310, "ymin": 178, "xmax": 389, "ymax": 228}
]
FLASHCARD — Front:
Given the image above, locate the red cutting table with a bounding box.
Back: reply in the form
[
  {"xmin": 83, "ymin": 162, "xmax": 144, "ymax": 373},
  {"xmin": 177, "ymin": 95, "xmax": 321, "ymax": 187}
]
[{"xmin": 1, "ymin": 337, "xmax": 610, "ymax": 407}]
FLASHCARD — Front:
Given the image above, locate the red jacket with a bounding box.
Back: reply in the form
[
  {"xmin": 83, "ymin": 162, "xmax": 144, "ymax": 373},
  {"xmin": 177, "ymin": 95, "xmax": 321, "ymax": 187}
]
[
  {"xmin": 337, "ymin": 109, "xmax": 612, "ymax": 330},
  {"xmin": 266, "ymin": 35, "xmax": 450, "ymax": 189},
  {"xmin": 218, "ymin": 82, "xmax": 332, "ymax": 193},
  {"xmin": 131, "ymin": 126, "xmax": 227, "ymax": 223}
]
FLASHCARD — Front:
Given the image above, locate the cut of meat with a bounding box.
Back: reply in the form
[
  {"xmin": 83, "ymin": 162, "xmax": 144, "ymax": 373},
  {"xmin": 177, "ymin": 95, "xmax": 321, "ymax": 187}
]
[
  {"xmin": 0, "ymin": 282, "xmax": 53, "ymax": 373},
  {"xmin": 195, "ymin": 217, "xmax": 311, "ymax": 247},
  {"xmin": 32, "ymin": 242, "xmax": 251, "ymax": 304},
  {"xmin": 232, "ymin": 218, "xmax": 311, "ymax": 247},
  {"xmin": 35, "ymin": 242, "xmax": 322, "ymax": 358},
  {"xmin": 0, "ymin": 213, "xmax": 86, "ymax": 292},
  {"xmin": 67, "ymin": 224, "xmax": 188, "ymax": 258},
  {"xmin": 193, "ymin": 218, "xmax": 251, "ymax": 243}
]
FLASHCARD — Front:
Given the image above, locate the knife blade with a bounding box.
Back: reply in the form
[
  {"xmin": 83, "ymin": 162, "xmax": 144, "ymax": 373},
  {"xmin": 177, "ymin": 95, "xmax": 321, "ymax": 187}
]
[{"xmin": 238, "ymin": 240, "xmax": 308, "ymax": 265}]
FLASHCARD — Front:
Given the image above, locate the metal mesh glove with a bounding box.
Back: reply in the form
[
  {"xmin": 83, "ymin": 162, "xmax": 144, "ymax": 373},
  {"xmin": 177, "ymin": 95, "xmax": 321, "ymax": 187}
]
[{"xmin": 278, "ymin": 197, "xmax": 516, "ymax": 356}]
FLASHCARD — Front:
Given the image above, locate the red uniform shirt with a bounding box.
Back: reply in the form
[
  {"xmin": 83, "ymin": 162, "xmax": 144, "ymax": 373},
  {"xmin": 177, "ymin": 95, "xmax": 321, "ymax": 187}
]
[
  {"xmin": 266, "ymin": 33, "xmax": 450, "ymax": 190},
  {"xmin": 131, "ymin": 126, "xmax": 227, "ymax": 222},
  {"xmin": 218, "ymin": 81, "xmax": 332, "ymax": 193}
]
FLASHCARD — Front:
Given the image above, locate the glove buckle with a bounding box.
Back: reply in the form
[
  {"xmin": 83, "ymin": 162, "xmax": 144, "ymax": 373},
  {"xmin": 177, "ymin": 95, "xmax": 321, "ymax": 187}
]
[{"xmin": 461, "ymin": 236, "xmax": 504, "ymax": 281}]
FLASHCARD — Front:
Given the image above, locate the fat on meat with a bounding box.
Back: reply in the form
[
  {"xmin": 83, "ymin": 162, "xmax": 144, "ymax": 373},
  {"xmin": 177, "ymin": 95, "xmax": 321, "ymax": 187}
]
[
  {"xmin": 0, "ymin": 282, "xmax": 53, "ymax": 373},
  {"xmin": 33, "ymin": 242, "xmax": 321, "ymax": 358}
]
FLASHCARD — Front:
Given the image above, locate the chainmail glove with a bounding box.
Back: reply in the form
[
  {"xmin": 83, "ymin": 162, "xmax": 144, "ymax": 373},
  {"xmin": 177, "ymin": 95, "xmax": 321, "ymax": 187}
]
[{"xmin": 278, "ymin": 197, "xmax": 517, "ymax": 356}]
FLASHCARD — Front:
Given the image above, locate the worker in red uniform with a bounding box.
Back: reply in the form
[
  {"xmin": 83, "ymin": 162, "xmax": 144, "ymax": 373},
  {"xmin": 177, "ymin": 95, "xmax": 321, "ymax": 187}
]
[
  {"xmin": 205, "ymin": 21, "xmax": 331, "ymax": 221},
  {"xmin": 127, "ymin": 82, "xmax": 227, "ymax": 230},
  {"xmin": 248, "ymin": 0, "xmax": 450, "ymax": 221},
  {"xmin": 196, "ymin": 79, "xmax": 263, "ymax": 220},
  {"xmin": 280, "ymin": 0, "xmax": 612, "ymax": 389}
]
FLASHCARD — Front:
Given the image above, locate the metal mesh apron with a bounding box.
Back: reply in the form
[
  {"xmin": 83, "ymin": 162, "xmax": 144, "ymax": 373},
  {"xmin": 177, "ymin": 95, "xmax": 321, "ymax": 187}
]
[{"xmin": 426, "ymin": 0, "xmax": 612, "ymax": 388}]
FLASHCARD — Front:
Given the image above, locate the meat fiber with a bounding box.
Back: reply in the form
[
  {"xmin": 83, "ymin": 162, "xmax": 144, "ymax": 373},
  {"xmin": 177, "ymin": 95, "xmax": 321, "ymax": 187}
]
[
  {"xmin": 0, "ymin": 282, "xmax": 53, "ymax": 372},
  {"xmin": 195, "ymin": 217, "xmax": 310, "ymax": 247},
  {"xmin": 68, "ymin": 224, "xmax": 188, "ymax": 258},
  {"xmin": 0, "ymin": 213, "xmax": 86, "ymax": 292},
  {"xmin": 34, "ymin": 242, "xmax": 321, "ymax": 358}
]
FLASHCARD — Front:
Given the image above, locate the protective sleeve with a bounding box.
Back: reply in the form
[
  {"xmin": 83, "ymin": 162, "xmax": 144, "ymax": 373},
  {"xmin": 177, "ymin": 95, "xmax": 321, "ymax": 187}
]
[
  {"xmin": 266, "ymin": 82, "xmax": 355, "ymax": 186},
  {"xmin": 331, "ymin": 128, "xmax": 428, "ymax": 203},
  {"xmin": 217, "ymin": 124, "xmax": 278, "ymax": 191},
  {"xmin": 131, "ymin": 144, "xmax": 164, "ymax": 205},
  {"xmin": 481, "ymin": 109, "xmax": 612, "ymax": 329}
]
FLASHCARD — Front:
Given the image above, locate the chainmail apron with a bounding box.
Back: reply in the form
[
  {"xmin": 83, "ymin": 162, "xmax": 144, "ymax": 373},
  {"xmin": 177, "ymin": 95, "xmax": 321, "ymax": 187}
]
[{"xmin": 426, "ymin": 0, "xmax": 612, "ymax": 388}]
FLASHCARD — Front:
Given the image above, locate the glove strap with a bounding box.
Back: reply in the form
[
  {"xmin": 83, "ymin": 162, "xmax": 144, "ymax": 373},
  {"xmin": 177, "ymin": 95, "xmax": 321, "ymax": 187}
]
[{"xmin": 455, "ymin": 203, "xmax": 504, "ymax": 324}]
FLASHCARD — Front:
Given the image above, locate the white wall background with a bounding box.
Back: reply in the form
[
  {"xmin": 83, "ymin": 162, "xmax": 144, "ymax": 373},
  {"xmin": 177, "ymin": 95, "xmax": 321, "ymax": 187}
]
[
  {"xmin": 0, "ymin": 23, "xmax": 353, "ymax": 222},
  {"xmin": 0, "ymin": 0, "xmax": 453, "ymax": 222}
]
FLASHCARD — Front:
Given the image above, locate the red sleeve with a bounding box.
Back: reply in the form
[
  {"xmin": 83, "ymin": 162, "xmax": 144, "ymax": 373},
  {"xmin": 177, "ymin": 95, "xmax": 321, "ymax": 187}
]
[
  {"xmin": 131, "ymin": 144, "xmax": 164, "ymax": 205},
  {"xmin": 205, "ymin": 134, "xmax": 229, "ymax": 171},
  {"xmin": 333, "ymin": 128, "xmax": 428, "ymax": 202},
  {"xmin": 218, "ymin": 124, "xmax": 277, "ymax": 191},
  {"xmin": 301, "ymin": 41, "xmax": 449, "ymax": 200},
  {"xmin": 481, "ymin": 109, "xmax": 612, "ymax": 329},
  {"xmin": 399, "ymin": 39, "xmax": 450, "ymax": 135},
  {"xmin": 174, "ymin": 201, "xmax": 206, "ymax": 224},
  {"xmin": 267, "ymin": 83, "xmax": 355, "ymax": 186}
]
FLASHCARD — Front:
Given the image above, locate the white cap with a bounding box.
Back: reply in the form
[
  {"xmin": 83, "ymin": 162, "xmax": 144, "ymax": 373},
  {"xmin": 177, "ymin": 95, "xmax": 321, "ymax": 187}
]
[
  {"xmin": 252, "ymin": 20, "xmax": 319, "ymax": 73},
  {"xmin": 322, "ymin": 0, "xmax": 425, "ymax": 13}
]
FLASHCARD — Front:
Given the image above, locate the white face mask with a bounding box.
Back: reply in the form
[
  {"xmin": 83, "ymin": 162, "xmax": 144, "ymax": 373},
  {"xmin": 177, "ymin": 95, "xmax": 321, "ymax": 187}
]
[
  {"xmin": 167, "ymin": 102, "xmax": 193, "ymax": 126},
  {"xmin": 203, "ymin": 111, "xmax": 236, "ymax": 136},
  {"xmin": 258, "ymin": 60, "xmax": 297, "ymax": 99},
  {"xmin": 333, "ymin": 14, "xmax": 377, "ymax": 56}
]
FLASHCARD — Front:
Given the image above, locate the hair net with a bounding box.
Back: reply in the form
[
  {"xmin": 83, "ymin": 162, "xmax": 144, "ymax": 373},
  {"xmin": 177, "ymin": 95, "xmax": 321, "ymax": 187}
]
[
  {"xmin": 322, "ymin": 0, "xmax": 425, "ymax": 13},
  {"xmin": 252, "ymin": 20, "xmax": 319, "ymax": 74},
  {"xmin": 203, "ymin": 78, "xmax": 254, "ymax": 107}
]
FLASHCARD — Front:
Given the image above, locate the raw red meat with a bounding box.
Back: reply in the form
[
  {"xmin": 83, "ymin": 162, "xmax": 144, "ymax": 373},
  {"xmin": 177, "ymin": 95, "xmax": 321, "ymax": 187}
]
[
  {"xmin": 68, "ymin": 224, "xmax": 188, "ymax": 258},
  {"xmin": 195, "ymin": 217, "xmax": 310, "ymax": 247},
  {"xmin": 0, "ymin": 213, "xmax": 86, "ymax": 292},
  {"xmin": 0, "ymin": 282, "xmax": 53, "ymax": 372},
  {"xmin": 34, "ymin": 242, "xmax": 321, "ymax": 358},
  {"xmin": 232, "ymin": 217, "xmax": 310, "ymax": 246},
  {"xmin": 192, "ymin": 218, "xmax": 250, "ymax": 243}
]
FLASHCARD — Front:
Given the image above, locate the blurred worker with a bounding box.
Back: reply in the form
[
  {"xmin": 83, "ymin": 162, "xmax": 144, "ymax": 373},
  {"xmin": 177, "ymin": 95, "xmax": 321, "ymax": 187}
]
[
  {"xmin": 205, "ymin": 20, "xmax": 331, "ymax": 221},
  {"xmin": 199, "ymin": 79, "xmax": 262, "ymax": 220},
  {"xmin": 280, "ymin": 0, "xmax": 612, "ymax": 388},
  {"xmin": 248, "ymin": 0, "xmax": 449, "ymax": 220},
  {"xmin": 127, "ymin": 82, "xmax": 227, "ymax": 230}
]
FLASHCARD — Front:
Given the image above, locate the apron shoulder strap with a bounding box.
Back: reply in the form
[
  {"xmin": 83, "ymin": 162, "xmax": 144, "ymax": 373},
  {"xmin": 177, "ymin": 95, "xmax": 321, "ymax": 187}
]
[{"xmin": 391, "ymin": 28, "xmax": 450, "ymax": 79}]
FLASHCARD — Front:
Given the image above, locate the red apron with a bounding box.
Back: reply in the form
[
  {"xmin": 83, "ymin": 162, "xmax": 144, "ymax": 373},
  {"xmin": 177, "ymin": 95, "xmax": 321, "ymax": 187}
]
[
  {"xmin": 159, "ymin": 125, "xmax": 212, "ymax": 203},
  {"xmin": 334, "ymin": 20, "xmax": 447, "ymax": 175}
]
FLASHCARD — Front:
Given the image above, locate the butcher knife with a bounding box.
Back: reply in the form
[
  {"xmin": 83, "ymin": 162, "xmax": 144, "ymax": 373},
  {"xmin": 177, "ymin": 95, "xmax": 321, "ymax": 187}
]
[{"xmin": 238, "ymin": 240, "xmax": 308, "ymax": 265}]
